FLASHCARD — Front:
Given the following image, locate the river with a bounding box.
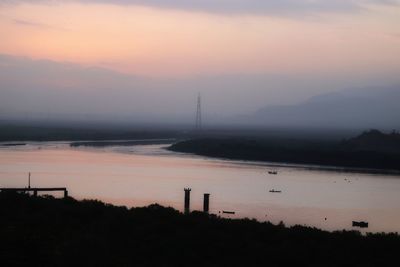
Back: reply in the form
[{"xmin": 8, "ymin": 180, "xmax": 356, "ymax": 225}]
[{"xmin": 1, "ymin": 141, "xmax": 399, "ymax": 233}]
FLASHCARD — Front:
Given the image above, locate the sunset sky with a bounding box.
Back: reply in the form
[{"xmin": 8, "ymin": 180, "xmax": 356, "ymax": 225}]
[
  {"xmin": 1, "ymin": 0, "xmax": 400, "ymax": 76},
  {"xmin": 0, "ymin": 1, "xmax": 400, "ymax": 123}
]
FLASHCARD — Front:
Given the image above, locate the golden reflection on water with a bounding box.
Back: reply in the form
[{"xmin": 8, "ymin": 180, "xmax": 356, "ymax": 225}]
[{"xmin": 1, "ymin": 143, "xmax": 400, "ymax": 233}]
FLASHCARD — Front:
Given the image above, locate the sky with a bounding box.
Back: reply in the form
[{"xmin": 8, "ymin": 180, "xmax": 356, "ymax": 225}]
[{"xmin": 0, "ymin": 0, "xmax": 400, "ymax": 126}]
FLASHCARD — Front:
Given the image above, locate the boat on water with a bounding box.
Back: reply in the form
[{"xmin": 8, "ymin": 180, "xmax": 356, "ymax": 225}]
[
  {"xmin": 269, "ymin": 189, "xmax": 282, "ymax": 193},
  {"xmin": 222, "ymin": 211, "xmax": 235, "ymax": 214},
  {"xmin": 268, "ymin": 171, "xmax": 278, "ymax": 175}
]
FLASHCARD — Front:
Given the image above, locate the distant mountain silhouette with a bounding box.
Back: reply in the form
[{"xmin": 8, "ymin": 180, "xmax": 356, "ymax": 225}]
[{"xmin": 251, "ymin": 85, "xmax": 400, "ymax": 129}]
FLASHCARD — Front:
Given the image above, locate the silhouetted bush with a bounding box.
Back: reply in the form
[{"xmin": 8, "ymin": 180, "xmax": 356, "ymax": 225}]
[{"xmin": 0, "ymin": 192, "xmax": 399, "ymax": 266}]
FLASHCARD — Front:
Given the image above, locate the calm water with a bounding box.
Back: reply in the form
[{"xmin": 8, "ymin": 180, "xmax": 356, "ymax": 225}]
[{"xmin": 1, "ymin": 141, "xmax": 400, "ymax": 233}]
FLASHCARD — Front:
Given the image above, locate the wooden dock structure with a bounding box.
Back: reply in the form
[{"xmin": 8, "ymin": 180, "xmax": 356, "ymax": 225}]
[{"xmin": 0, "ymin": 187, "xmax": 68, "ymax": 198}]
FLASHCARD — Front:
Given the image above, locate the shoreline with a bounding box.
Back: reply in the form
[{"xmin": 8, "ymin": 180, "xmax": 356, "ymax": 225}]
[
  {"xmin": 70, "ymin": 139, "xmax": 176, "ymax": 147},
  {"xmin": 168, "ymin": 148, "xmax": 400, "ymax": 176},
  {"xmin": 2, "ymin": 139, "xmax": 399, "ymax": 175},
  {"xmin": 168, "ymin": 138, "xmax": 400, "ymax": 175}
]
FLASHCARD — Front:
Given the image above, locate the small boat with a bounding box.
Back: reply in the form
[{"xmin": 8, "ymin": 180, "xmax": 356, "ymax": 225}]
[
  {"xmin": 268, "ymin": 171, "xmax": 278, "ymax": 175},
  {"xmin": 222, "ymin": 211, "xmax": 235, "ymax": 214},
  {"xmin": 269, "ymin": 189, "xmax": 282, "ymax": 193},
  {"xmin": 352, "ymin": 221, "xmax": 368, "ymax": 228}
]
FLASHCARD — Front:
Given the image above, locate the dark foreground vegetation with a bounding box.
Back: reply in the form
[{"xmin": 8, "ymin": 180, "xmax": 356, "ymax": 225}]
[
  {"xmin": 169, "ymin": 130, "xmax": 400, "ymax": 172},
  {"xmin": 1, "ymin": 192, "xmax": 399, "ymax": 266}
]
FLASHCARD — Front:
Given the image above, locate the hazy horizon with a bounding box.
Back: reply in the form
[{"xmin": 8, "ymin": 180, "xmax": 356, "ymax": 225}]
[{"xmin": 1, "ymin": 1, "xmax": 400, "ymax": 129}]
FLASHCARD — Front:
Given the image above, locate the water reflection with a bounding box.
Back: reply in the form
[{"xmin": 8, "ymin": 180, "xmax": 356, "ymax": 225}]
[{"xmin": 0, "ymin": 142, "xmax": 399, "ymax": 233}]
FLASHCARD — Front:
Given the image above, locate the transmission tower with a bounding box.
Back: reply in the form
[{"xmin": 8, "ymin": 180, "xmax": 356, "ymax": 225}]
[{"xmin": 195, "ymin": 93, "xmax": 202, "ymax": 131}]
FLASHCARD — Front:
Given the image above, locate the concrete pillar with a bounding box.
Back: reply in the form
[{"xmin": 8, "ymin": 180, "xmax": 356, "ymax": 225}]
[
  {"xmin": 184, "ymin": 188, "xmax": 191, "ymax": 214},
  {"xmin": 203, "ymin": 193, "xmax": 210, "ymax": 213}
]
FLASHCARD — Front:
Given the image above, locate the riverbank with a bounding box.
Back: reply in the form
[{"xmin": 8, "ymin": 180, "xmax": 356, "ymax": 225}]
[
  {"xmin": 70, "ymin": 139, "xmax": 175, "ymax": 147},
  {"xmin": 0, "ymin": 124, "xmax": 181, "ymax": 142},
  {"xmin": 1, "ymin": 192, "xmax": 399, "ymax": 266},
  {"xmin": 168, "ymin": 131, "xmax": 400, "ymax": 172}
]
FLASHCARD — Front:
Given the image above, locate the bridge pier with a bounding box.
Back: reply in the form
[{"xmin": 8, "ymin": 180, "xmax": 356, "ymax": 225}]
[
  {"xmin": 184, "ymin": 188, "xmax": 191, "ymax": 214},
  {"xmin": 203, "ymin": 193, "xmax": 210, "ymax": 213}
]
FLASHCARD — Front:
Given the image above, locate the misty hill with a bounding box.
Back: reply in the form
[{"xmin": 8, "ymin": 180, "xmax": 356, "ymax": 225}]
[{"xmin": 251, "ymin": 85, "xmax": 400, "ymax": 129}]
